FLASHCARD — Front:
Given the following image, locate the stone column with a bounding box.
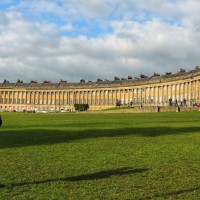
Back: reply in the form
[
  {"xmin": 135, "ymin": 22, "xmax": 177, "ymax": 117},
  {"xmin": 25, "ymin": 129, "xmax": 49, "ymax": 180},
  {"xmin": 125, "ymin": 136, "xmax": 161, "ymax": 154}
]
[
  {"xmin": 197, "ymin": 80, "xmax": 200, "ymax": 100},
  {"xmin": 50, "ymin": 92, "xmax": 53, "ymax": 105},
  {"xmin": 11, "ymin": 91, "xmax": 14, "ymax": 106},
  {"xmin": 61, "ymin": 92, "xmax": 63, "ymax": 106},
  {"xmin": 46, "ymin": 91, "xmax": 49, "ymax": 106},
  {"xmin": 170, "ymin": 85, "xmax": 173, "ymax": 100},
  {"xmin": 41, "ymin": 92, "xmax": 43, "ymax": 105},
  {"xmin": 104, "ymin": 90, "xmax": 107, "ymax": 105},
  {"xmin": 196, "ymin": 80, "xmax": 198, "ymax": 101},
  {"xmin": 144, "ymin": 87, "xmax": 147, "ymax": 104},
  {"xmin": 119, "ymin": 90, "xmax": 121, "ymax": 103},
  {"xmin": 32, "ymin": 92, "xmax": 35, "ymax": 105},
  {"xmin": 161, "ymin": 86, "xmax": 164, "ymax": 106},
  {"xmin": 90, "ymin": 91, "xmax": 92, "ymax": 105},
  {"xmin": 190, "ymin": 81, "xmax": 193, "ymax": 100},
  {"xmin": 140, "ymin": 88, "xmax": 142, "ymax": 105},
  {"xmin": 175, "ymin": 84, "xmax": 177, "ymax": 101},
  {"xmin": 179, "ymin": 83, "xmax": 181, "ymax": 102},
  {"xmin": 30, "ymin": 91, "xmax": 32, "ymax": 105},
  {"xmin": 47, "ymin": 92, "xmax": 50, "ymax": 105},
  {"xmin": 186, "ymin": 82, "xmax": 189, "ymax": 105},
  {"xmin": 182, "ymin": 83, "xmax": 185, "ymax": 100},
  {"xmin": 193, "ymin": 81, "xmax": 196, "ymax": 100},
  {"xmin": 123, "ymin": 89, "xmax": 125, "ymax": 104},
  {"xmin": 86, "ymin": 91, "xmax": 88, "ymax": 104},
  {"xmin": 81, "ymin": 91, "xmax": 84, "ymax": 104},
  {"xmin": 135, "ymin": 88, "xmax": 137, "ymax": 104},
  {"xmin": 93, "ymin": 91, "xmax": 96, "ymax": 105},
  {"xmin": 95, "ymin": 91, "xmax": 97, "ymax": 105},
  {"xmin": 189, "ymin": 82, "xmax": 192, "ymax": 101},
  {"xmin": 156, "ymin": 86, "xmax": 159, "ymax": 105},
  {"xmin": 153, "ymin": 87, "xmax": 156, "ymax": 105},
  {"xmin": 3, "ymin": 91, "xmax": 6, "ymax": 104},
  {"xmin": 115, "ymin": 90, "xmax": 117, "ymax": 102},
  {"xmin": 184, "ymin": 82, "xmax": 187, "ymax": 100},
  {"xmin": 111, "ymin": 90, "xmax": 113, "ymax": 105},
  {"xmin": 165, "ymin": 85, "xmax": 168, "ymax": 105},
  {"xmin": 24, "ymin": 92, "xmax": 27, "ymax": 105}
]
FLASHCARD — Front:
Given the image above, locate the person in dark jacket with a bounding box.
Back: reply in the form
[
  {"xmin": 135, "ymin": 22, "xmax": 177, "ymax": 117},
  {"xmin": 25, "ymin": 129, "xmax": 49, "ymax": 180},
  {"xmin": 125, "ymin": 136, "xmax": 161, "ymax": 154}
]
[{"xmin": 0, "ymin": 115, "xmax": 2, "ymax": 126}]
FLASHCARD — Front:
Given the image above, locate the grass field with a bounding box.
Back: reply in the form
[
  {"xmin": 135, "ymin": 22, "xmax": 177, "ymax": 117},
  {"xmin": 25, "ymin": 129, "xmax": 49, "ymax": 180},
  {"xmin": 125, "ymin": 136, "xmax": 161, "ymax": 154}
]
[{"xmin": 0, "ymin": 112, "xmax": 200, "ymax": 200}]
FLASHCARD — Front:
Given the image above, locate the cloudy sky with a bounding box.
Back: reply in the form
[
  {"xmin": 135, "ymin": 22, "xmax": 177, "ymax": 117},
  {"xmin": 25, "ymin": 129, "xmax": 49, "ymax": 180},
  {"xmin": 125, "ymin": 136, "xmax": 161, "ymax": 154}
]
[{"xmin": 0, "ymin": 0, "xmax": 200, "ymax": 83}]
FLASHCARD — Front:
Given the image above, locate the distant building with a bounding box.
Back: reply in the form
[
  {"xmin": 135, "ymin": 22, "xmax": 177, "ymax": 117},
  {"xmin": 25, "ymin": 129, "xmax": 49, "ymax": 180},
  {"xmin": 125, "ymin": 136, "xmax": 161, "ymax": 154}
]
[{"xmin": 0, "ymin": 66, "xmax": 200, "ymax": 111}]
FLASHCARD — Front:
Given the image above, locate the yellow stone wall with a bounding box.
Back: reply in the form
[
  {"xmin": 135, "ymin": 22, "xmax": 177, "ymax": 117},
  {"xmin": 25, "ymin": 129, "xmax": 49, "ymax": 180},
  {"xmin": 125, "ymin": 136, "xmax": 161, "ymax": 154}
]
[{"xmin": 0, "ymin": 70, "xmax": 200, "ymax": 111}]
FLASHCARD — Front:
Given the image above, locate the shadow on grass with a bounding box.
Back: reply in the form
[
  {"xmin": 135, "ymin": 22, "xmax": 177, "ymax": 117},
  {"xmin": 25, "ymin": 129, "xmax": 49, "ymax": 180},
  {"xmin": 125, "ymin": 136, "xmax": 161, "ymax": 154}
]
[
  {"xmin": 139, "ymin": 187, "xmax": 200, "ymax": 200},
  {"xmin": 66, "ymin": 167, "xmax": 148, "ymax": 181},
  {"xmin": 0, "ymin": 167, "xmax": 148, "ymax": 188},
  {"xmin": 0, "ymin": 126, "xmax": 200, "ymax": 149},
  {"xmin": 164, "ymin": 187, "xmax": 200, "ymax": 197}
]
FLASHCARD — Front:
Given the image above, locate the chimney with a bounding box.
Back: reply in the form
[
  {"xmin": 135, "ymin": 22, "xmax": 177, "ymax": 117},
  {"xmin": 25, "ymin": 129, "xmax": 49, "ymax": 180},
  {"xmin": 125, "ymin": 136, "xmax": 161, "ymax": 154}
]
[
  {"xmin": 60, "ymin": 79, "xmax": 67, "ymax": 83},
  {"xmin": 114, "ymin": 77, "xmax": 120, "ymax": 80},
  {"xmin": 153, "ymin": 73, "xmax": 160, "ymax": 76},
  {"xmin": 179, "ymin": 68, "xmax": 185, "ymax": 72},
  {"xmin": 195, "ymin": 66, "xmax": 200, "ymax": 70},
  {"xmin": 80, "ymin": 79, "xmax": 85, "ymax": 82},
  {"xmin": 140, "ymin": 74, "xmax": 147, "ymax": 78},
  {"xmin": 43, "ymin": 80, "xmax": 51, "ymax": 83},
  {"xmin": 30, "ymin": 80, "xmax": 37, "ymax": 83}
]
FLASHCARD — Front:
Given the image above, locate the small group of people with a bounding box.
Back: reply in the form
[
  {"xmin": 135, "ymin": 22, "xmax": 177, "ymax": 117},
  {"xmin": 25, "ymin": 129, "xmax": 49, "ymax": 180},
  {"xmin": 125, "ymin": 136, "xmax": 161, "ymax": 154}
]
[
  {"xmin": 181, "ymin": 99, "xmax": 187, "ymax": 107},
  {"xmin": 169, "ymin": 98, "xmax": 187, "ymax": 107}
]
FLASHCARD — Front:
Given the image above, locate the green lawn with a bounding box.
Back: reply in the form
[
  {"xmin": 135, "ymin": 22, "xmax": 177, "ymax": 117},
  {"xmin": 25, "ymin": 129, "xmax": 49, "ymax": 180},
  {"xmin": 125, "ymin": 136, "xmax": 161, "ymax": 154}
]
[{"xmin": 0, "ymin": 112, "xmax": 200, "ymax": 200}]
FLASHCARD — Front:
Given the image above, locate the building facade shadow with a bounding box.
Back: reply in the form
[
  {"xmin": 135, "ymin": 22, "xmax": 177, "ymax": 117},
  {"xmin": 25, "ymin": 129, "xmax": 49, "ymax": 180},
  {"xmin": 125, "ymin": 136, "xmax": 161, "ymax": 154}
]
[{"xmin": 0, "ymin": 126, "xmax": 200, "ymax": 149}]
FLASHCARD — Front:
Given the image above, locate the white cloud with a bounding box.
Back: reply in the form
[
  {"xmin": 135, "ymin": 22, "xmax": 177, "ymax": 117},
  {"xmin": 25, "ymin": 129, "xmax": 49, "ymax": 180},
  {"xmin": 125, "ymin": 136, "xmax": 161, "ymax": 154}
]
[
  {"xmin": 1, "ymin": 1, "xmax": 200, "ymax": 83},
  {"xmin": 0, "ymin": 11, "xmax": 9, "ymax": 27}
]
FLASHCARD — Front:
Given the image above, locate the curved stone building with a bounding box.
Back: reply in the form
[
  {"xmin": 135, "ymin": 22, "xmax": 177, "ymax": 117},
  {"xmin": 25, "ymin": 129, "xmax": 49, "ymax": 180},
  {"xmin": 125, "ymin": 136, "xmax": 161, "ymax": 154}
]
[{"xmin": 0, "ymin": 66, "xmax": 200, "ymax": 111}]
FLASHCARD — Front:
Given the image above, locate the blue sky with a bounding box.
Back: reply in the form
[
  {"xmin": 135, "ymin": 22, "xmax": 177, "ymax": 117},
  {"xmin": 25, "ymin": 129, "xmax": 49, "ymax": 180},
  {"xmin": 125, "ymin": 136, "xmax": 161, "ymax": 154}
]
[{"xmin": 0, "ymin": 0, "xmax": 200, "ymax": 82}]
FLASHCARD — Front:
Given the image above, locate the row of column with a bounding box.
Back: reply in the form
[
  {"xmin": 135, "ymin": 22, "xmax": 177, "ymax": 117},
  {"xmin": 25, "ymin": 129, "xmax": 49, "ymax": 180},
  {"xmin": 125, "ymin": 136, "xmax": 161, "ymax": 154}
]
[{"xmin": 0, "ymin": 80, "xmax": 200, "ymax": 107}]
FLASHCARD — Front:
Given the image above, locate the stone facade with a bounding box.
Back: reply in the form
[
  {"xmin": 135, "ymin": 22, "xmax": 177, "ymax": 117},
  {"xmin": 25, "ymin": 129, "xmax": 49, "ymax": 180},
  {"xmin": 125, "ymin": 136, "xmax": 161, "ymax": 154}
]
[{"xmin": 0, "ymin": 67, "xmax": 200, "ymax": 111}]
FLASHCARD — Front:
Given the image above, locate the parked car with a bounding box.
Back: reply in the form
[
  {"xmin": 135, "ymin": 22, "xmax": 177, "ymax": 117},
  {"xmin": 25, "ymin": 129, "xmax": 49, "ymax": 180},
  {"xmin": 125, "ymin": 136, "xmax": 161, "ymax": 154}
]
[
  {"xmin": 8, "ymin": 109, "xmax": 16, "ymax": 112},
  {"xmin": 61, "ymin": 109, "xmax": 70, "ymax": 112},
  {"xmin": 196, "ymin": 102, "xmax": 200, "ymax": 107}
]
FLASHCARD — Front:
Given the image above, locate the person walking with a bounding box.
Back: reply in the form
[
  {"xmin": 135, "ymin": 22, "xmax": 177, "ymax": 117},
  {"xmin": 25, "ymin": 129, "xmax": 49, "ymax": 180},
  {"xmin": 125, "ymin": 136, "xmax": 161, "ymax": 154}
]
[{"xmin": 0, "ymin": 115, "xmax": 2, "ymax": 126}]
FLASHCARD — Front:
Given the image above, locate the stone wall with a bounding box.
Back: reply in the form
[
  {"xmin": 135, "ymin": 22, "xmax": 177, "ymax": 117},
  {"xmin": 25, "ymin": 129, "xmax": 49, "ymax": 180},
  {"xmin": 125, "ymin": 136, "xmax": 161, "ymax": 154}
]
[{"xmin": 89, "ymin": 106, "xmax": 200, "ymax": 113}]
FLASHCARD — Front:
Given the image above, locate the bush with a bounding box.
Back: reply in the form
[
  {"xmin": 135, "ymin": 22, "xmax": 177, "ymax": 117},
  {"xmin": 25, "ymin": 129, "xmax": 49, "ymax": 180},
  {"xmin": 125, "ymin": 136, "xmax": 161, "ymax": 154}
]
[{"xmin": 74, "ymin": 104, "xmax": 89, "ymax": 111}]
